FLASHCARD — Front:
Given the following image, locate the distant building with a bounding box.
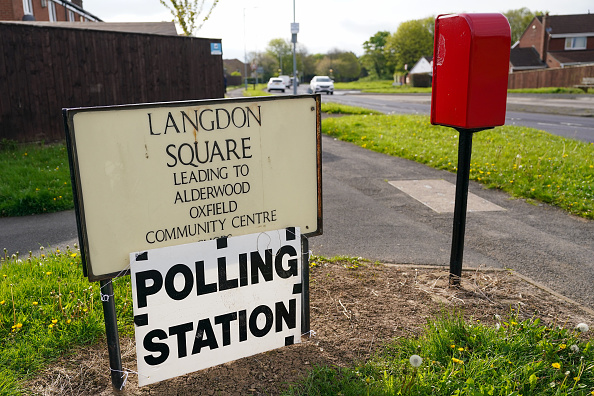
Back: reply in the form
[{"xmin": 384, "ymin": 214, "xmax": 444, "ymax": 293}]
[
  {"xmin": 409, "ymin": 56, "xmax": 433, "ymax": 75},
  {"xmin": 510, "ymin": 13, "xmax": 594, "ymax": 71},
  {"xmin": 0, "ymin": 0, "xmax": 101, "ymax": 22}
]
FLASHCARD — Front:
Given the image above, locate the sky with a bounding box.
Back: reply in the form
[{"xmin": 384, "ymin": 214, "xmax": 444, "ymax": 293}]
[{"xmin": 82, "ymin": 0, "xmax": 592, "ymax": 61}]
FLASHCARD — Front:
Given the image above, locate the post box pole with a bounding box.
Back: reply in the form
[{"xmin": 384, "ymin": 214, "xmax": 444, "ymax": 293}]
[
  {"xmin": 301, "ymin": 235, "xmax": 310, "ymax": 335},
  {"xmin": 449, "ymin": 129, "xmax": 474, "ymax": 286},
  {"xmin": 100, "ymin": 279, "xmax": 124, "ymax": 391}
]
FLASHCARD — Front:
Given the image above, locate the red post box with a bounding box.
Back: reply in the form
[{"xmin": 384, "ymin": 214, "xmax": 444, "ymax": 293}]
[{"xmin": 431, "ymin": 13, "xmax": 511, "ymax": 130}]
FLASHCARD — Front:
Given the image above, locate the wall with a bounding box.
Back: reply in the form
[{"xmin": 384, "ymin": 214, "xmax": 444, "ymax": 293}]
[
  {"xmin": 0, "ymin": 22, "xmax": 224, "ymax": 142},
  {"xmin": 508, "ymin": 63, "xmax": 594, "ymax": 89}
]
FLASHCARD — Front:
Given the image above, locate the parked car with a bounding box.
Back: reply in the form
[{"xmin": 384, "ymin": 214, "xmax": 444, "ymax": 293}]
[
  {"xmin": 278, "ymin": 75, "xmax": 291, "ymax": 87},
  {"xmin": 267, "ymin": 78, "xmax": 285, "ymax": 92},
  {"xmin": 309, "ymin": 76, "xmax": 334, "ymax": 94}
]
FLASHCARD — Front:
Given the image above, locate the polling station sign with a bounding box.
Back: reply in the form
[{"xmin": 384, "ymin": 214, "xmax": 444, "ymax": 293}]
[
  {"xmin": 63, "ymin": 96, "xmax": 321, "ymax": 281},
  {"xmin": 131, "ymin": 228, "xmax": 303, "ymax": 386}
]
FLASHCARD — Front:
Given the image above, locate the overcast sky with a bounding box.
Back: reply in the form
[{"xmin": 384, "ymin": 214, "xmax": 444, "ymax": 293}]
[{"xmin": 82, "ymin": 0, "xmax": 592, "ymax": 60}]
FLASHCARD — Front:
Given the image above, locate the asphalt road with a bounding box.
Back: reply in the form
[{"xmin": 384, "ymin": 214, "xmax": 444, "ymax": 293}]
[{"xmin": 2, "ymin": 88, "xmax": 593, "ymax": 311}]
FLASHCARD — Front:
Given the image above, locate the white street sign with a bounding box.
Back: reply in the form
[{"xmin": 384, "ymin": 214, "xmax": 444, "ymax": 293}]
[{"xmin": 130, "ymin": 228, "xmax": 302, "ymax": 386}]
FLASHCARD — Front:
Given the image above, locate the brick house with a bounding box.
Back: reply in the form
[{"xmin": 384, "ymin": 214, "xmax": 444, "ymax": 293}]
[
  {"xmin": 0, "ymin": 0, "xmax": 101, "ymax": 22},
  {"xmin": 510, "ymin": 13, "xmax": 594, "ymax": 71}
]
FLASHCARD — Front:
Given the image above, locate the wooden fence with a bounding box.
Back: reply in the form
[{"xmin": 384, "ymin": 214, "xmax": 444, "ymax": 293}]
[
  {"xmin": 508, "ymin": 64, "xmax": 594, "ymax": 90},
  {"xmin": 0, "ymin": 22, "xmax": 224, "ymax": 142}
]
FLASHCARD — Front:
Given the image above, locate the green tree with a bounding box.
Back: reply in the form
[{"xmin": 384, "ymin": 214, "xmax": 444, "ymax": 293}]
[
  {"xmin": 266, "ymin": 38, "xmax": 292, "ymax": 75},
  {"xmin": 315, "ymin": 50, "xmax": 361, "ymax": 82},
  {"xmin": 360, "ymin": 31, "xmax": 391, "ymax": 80},
  {"xmin": 386, "ymin": 17, "xmax": 434, "ymax": 74},
  {"xmin": 159, "ymin": 0, "xmax": 220, "ymax": 36},
  {"xmin": 503, "ymin": 8, "xmax": 547, "ymax": 44}
]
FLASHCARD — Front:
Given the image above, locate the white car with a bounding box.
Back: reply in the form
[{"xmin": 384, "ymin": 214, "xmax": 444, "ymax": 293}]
[
  {"xmin": 310, "ymin": 76, "xmax": 334, "ymax": 95},
  {"xmin": 267, "ymin": 78, "xmax": 285, "ymax": 92}
]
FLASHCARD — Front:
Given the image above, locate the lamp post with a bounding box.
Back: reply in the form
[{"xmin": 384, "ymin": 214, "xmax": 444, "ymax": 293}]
[
  {"xmin": 243, "ymin": 7, "xmax": 258, "ymax": 91},
  {"xmin": 291, "ymin": 0, "xmax": 299, "ymax": 95}
]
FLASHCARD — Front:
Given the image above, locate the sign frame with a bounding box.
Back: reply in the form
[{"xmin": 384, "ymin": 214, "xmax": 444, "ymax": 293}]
[{"xmin": 63, "ymin": 95, "xmax": 322, "ymax": 281}]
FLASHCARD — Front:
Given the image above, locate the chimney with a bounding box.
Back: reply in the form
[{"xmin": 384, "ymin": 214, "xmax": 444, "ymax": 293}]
[{"xmin": 540, "ymin": 13, "xmax": 549, "ymax": 63}]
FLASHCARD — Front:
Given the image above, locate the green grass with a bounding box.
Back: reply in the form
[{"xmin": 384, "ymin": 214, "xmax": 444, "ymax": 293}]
[
  {"xmin": 323, "ymin": 114, "xmax": 594, "ymax": 219},
  {"xmin": 334, "ymin": 80, "xmax": 432, "ymax": 94},
  {"xmin": 321, "ymin": 103, "xmax": 383, "ymax": 116},
  {"xmin": 509, "ymin": 87, "xmax": 592, "ymax": 94},
  {"xmin": 0, "ymin": 248, "xmax": 133, "ymax": 394},
  {"xmin": 242, "ymin": 83, "xmax": 274, "ymax": 97},
  {"xmin": 284, "ymin": 313, "xmax": 594, "ymax": 395},
  {"xmin": 0, "ymin": 142, "xmax": 74, "ymax": 217}
]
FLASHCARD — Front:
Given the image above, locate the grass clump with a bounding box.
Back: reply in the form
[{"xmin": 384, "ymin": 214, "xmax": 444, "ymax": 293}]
[
  {"xmin": 323, "ymin": 114, "xmax": 594, "ymax": 219},
  {"xmin": 321, "ymin": 103, "xmax": 383, "ymax": 116},
  {"xmin": 285, "ymin": 313, "xmax": 594, "ymax": 395},
  {"xmin": 242, "ymin": 83, "xmax": 274, "ymax": 97},
  {"xmin": 309, "ymin": 255, "xmax": 371, "ymax": 270},
  {"xmin": 0, "ymin": 142, "xmax": 73, "ymax": 217},
  {"xmin": 0, "ymin": 248, "xmax": 133, "ymax": 393}
]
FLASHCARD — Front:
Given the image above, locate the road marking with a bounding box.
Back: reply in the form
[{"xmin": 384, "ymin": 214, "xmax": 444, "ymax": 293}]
[{"xmin": 389, "ymin": 179, "xmax": 505, "ymax": 214}]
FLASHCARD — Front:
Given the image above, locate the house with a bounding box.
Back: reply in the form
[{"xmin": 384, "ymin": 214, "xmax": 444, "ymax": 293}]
[
  {"xmin": 0, "ymin": 0, "xmax": 101, "ymax": 22},
  {"xmin": 510, "ymin": 13, "xmax": 594, "ymax": 71},
  {"xmin": 409, "ymin": 56, "xmax": 432, "ymax": 75}
]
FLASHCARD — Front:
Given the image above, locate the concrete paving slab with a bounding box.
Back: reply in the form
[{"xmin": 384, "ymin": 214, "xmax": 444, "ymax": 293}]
[{"xmin": 388, "ymin": 179, "xmax": 505, "ymax": 213}]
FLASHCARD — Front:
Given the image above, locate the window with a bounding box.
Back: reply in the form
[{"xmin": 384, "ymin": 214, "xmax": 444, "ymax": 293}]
[
  {"xmin": 565, "ymin": 37, "xmax": 587, "ymax": 50},
  {"xmin": 22, "ymin": 0, "xmax": 33, "ymax": 15},
  {"xmin": 68, "ymin": 10, "xmax": 75, "ymax": 21},
  {"xmin": 48, "ymin": 2, "xmax": 57, "ymax": 21}
]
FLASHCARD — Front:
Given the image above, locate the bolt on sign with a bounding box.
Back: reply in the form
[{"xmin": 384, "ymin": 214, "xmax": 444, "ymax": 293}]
[
  {"xmin": 131, "ymin": 228, "xmax": 302, "ymax": 386},
  {"xmin": 63, "ymin": 96, "xmax": 322, "ymax": 281}
]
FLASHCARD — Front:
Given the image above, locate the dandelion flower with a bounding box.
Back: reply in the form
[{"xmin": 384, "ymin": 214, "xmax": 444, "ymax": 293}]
[
  {"xmin": 552, "ymin": 362, "xmax": 561, "ymax": 369},
  {"xmin": 32, "ymin": 301, "xmax": 38, "ymax": 306},
  {"xmin": 409, "ymin": 355, "xmax": 423, "ymax": 368},
  {"xmin": 0, "ymin": 300, "xmax": 4, "ymax": 305},
  {"xmin": 51, "ymin": 319, "xmax": 58, "ymax": 324},
  {"xmin": 576, "ymin": 323, "xmax": 589, "ymax": 333},
  {"xmin": 451, "ymin": 358, "xmax": 464, "ymax": 365},
  {"xmin": 70, "ymin": 253, "xmax": 77, "ymax": 258},
  {"xmin": 570, "ymin": 345, "xmax": 580, "ymax": 353},
  {"xmin": 458, "ymin": 347, "xmax": 464, "ymax": 352},
  {"xmin": 450, "ymin": 344, "xmax": 456, "ymax": 348},
  {"xmin": 565, "ymin": 371, "xmax": 570, "ymax": 376},
  {"xmin": 45, "ymin": 271, "xmax": 51, "ymax": 275},
  {"xmin": 15, "ymin": 323, "xmax": 22, "ymax": 329},
  {"xmin": 48, "ymin": 324, "xmax": 54, "ymax": 328},
  {"xmin": 67, "ymin": 319, "xmax": 72, "ymax": 324}
]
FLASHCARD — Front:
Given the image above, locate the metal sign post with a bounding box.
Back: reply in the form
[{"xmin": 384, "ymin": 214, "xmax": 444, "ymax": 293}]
[{"xmin": 100, "ymin": 279, "xmax": 124, "ymax": 390}]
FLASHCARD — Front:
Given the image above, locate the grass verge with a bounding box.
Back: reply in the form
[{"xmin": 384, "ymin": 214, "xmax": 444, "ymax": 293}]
[
  {"xmin": 0, "ymin": 142, "xmax": 73, "ymax": 217},
  {"xmin": 284, "ymin": 312, "xmax": 593, "ymax": 395},
  {"xmin": 0, "ymin": 249, "xmax": 133, "ymax": 394},
  {"xmin": 323, "ymin": 113, "xmax": 594, "ymax": 219},
  {"xmin": 242, "ymin": 84, "xmax": 274, "ymax": 97}
]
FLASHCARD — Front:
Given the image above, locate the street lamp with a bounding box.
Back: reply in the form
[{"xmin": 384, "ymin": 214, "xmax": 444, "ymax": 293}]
[
  {"xmin": 291, "ymin": 0, "xmax": 298, "ymax": 95},
  {"xmin": 243, "ymin": 7, "xmax": 258, "ymax": 91}
]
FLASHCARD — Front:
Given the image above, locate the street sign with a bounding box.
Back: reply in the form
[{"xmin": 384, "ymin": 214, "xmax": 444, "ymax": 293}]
[
  {"xmin": 131, "ymin": 228, "xmax": 303, "ymax": 386},
  {"xmin": 64, "ymin": 96, "xmax": 322, "ymax": 281}
]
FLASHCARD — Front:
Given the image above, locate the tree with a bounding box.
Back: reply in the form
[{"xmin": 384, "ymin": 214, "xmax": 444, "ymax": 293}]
[
  {"xmin": 360, "ymin": 31, "xmax": 391, "ymax": 80},
  {"xmin": 503, "ymin": 8, "xmax": 547, "ymax": 44},
  {"xmin": 159, "ymin": 0, "xmax": 220, "ymax": 36},
  {"xmin": 266, "ymin": 38, "xmax": 292, "ymax": 75},
  {"xmin": 315, "ymin": 50, "xmax": 361, "ymax": 82},
  {"xmin": 385, "ymin": 17, "xmax": 434, "ymax": 74}
]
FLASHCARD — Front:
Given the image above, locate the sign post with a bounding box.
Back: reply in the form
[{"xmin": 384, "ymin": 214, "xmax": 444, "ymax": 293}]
[
  {"xmin": 430, "ymin": 13, "xmax": 511, "ymax": 285},
  {"xmin": 64, "ymin": 95, "xmax": 322, "ymax": 389}
]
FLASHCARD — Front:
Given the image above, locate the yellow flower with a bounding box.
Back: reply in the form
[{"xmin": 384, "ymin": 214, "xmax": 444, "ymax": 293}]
[
  {"xmin": 67, "ymin": 319, "xmax": 72, "ymax": 324},
  {"xmin": 574, "ymin": 376, "xmax": 580, "ymax": 381},
  {"xmin": 452, "ymin": 358, "xmax": 464, "ymax": 365},
  {"xmin": 70, "ymin": 253, "xmax": 77, "ymax": 258},
  {"xmin": 83, "ymin": 308, "xmax": 88, "ymax": 313},
  {"xmin": 458, "ymin": 347, "xmax": 464, "ymax": 352},
  {"xmin": 0, "ymin": 300, "xmax": 5, "ymax": 305},
  {"xmin": 559, "ymin": 344, "xmax": 567, "ymax": 350},
  {"xmin": 48, "ymin": 324, "xmax": 54, "ymax": 328},
  {"xmin": 51, "ymin": 319, "xmax": 58, "ymax": 324},
  {"xmin": 450, "ymin": 344, "xmax": 456, "ymax": 348},
  {"xmin": 45, "ymin": 271, "xmax": 51, "ymax": 275},
  {"xmin": 2, "ymin": 274, "xmax": 7, "ymax": 278},
  {"xmin": 552, "ymin": 362, "xmax": 561, "ymax": 369},
  {"xmin": 32, "ymin": 301, "xmax": 38, "ymax": 306}
]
